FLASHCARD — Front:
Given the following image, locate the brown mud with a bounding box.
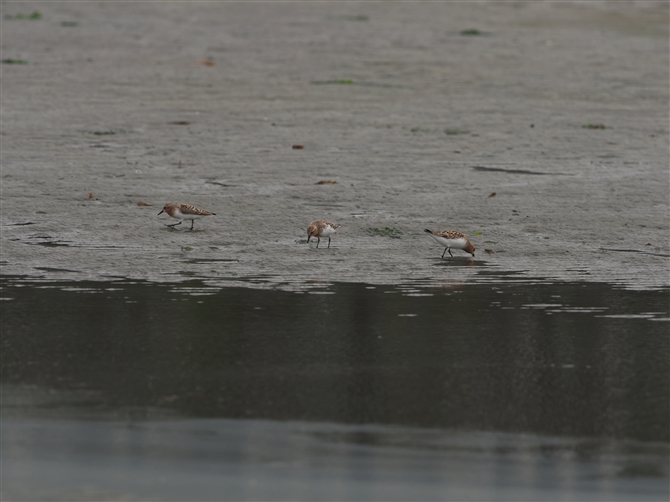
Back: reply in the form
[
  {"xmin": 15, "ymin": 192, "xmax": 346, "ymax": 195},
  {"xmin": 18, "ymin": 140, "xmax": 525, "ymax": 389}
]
[{"xmin": 2, "ymin": 2, "xmax": 668, "ymax": 290}]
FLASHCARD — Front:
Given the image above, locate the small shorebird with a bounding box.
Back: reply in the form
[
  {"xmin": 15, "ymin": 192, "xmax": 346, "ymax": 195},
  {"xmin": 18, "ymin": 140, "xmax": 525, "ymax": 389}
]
[
  {"xmin": 424, "ymin": 228, "xmax": 476, "ymax": 258},
  {"xmin": 158, "ymin": 202, "xmax": 216, "ymax": 230},
  {"xmin": 307, "ymin": 219, "xmax": 340, "ymax": 248}
]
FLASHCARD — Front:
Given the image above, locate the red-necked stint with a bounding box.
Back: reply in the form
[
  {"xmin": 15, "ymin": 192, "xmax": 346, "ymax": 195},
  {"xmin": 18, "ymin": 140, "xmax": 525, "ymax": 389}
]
[
  {"xmin": 158, "ymin": 202, "xmax": 216, "ymax": 230},
  {"xmin": 307, "ymin": 220, "xmax": 340, "ymax": 248},
  {"xmin": 424, "ymin": 228, "xmax": 475, "ymax": 258}
]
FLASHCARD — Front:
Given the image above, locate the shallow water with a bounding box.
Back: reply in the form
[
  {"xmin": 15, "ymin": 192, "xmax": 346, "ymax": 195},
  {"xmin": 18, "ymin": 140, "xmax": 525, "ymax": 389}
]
[{"xmin": 1, "ymin": 275, "xmax": 668, "ymax": 500}]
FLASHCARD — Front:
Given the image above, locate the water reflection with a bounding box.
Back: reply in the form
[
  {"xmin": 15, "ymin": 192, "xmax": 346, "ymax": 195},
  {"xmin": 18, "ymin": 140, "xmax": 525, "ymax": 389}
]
[
  {"xmin": 2, "ymin": 275, "xmax": 669, "ymax": 500},
  {"xmin": 3, "ymin": 417, "xmax": 667, "ymax": 501},
  {"xmin": 2, "ymin": 276, "xmax": 668, "ymax": 442}
]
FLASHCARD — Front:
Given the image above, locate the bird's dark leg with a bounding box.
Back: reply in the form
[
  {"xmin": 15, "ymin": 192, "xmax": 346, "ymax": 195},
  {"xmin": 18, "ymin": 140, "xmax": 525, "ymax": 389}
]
[
  {"xmin": 189, "ymin": 220, "xmax": 195, "ymax": 230},
  {"xmin": 167, "ymin": 221, "xmax": 182, "ymax": 228},
  {"xmin": 448, "ymin": 248, "xmax": 454, "ymax": 258},
  {"xmin": 327, "ymin": 237, "xmax": 331, "ymax": 249},
  {"xmin": 441, "ymin": 247, "xmax": 448, "ymax": 259},
  {"xmin": 316, "ymin": 237, "xmax": 320, "ymax": 249}
]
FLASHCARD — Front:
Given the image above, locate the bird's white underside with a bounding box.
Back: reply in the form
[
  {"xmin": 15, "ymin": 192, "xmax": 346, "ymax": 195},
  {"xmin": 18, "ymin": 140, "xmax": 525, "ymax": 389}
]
[
  {"xmin": 319, "ymin": 226, "xmax": 337, "ymax": 236},
  {"xmin": 173, "ymin": 210, "xmax": 205, "ymax": 220},
  {"xmin": 429, "ymin": 234, "xmax": 468, "ymax": 249}
]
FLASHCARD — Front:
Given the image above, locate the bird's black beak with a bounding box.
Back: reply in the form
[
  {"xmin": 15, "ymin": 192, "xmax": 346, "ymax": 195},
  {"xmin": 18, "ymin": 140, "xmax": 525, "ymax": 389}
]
[{"xmin": 158, "ymin": 210, "xmax": 164, "ymax": 216}]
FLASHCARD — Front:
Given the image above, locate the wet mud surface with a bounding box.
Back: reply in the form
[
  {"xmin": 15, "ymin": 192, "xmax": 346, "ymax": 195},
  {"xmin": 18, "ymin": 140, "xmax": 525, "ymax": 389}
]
[{"xmin": 1, "ymin": 2, "xmax": 668, "ymax": 290}]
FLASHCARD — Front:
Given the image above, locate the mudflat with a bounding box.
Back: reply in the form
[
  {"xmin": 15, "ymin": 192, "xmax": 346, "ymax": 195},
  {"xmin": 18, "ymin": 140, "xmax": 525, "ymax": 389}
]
[{"xmin": 2, "ymin": 1, "xmax": 668, "ymax": 289}]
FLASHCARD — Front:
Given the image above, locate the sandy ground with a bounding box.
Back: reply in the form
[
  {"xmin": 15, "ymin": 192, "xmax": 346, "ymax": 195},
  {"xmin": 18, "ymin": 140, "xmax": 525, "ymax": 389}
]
[{"xmin": 2, "ymin": 1, "xmax": 668, "ymax": 290}]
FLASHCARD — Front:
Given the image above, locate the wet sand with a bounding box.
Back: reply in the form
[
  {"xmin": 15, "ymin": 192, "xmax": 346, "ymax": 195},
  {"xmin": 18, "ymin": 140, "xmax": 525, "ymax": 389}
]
[{"xmin": 2, "ymin": 1, "xmax": 668, "ymax": 290}]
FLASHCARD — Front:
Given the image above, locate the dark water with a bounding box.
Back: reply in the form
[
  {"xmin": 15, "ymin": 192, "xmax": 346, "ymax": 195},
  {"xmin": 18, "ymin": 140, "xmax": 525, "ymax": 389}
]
[{"xmin": 1, "ymin": 275, "xmax": 669, "ymax": 500}]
